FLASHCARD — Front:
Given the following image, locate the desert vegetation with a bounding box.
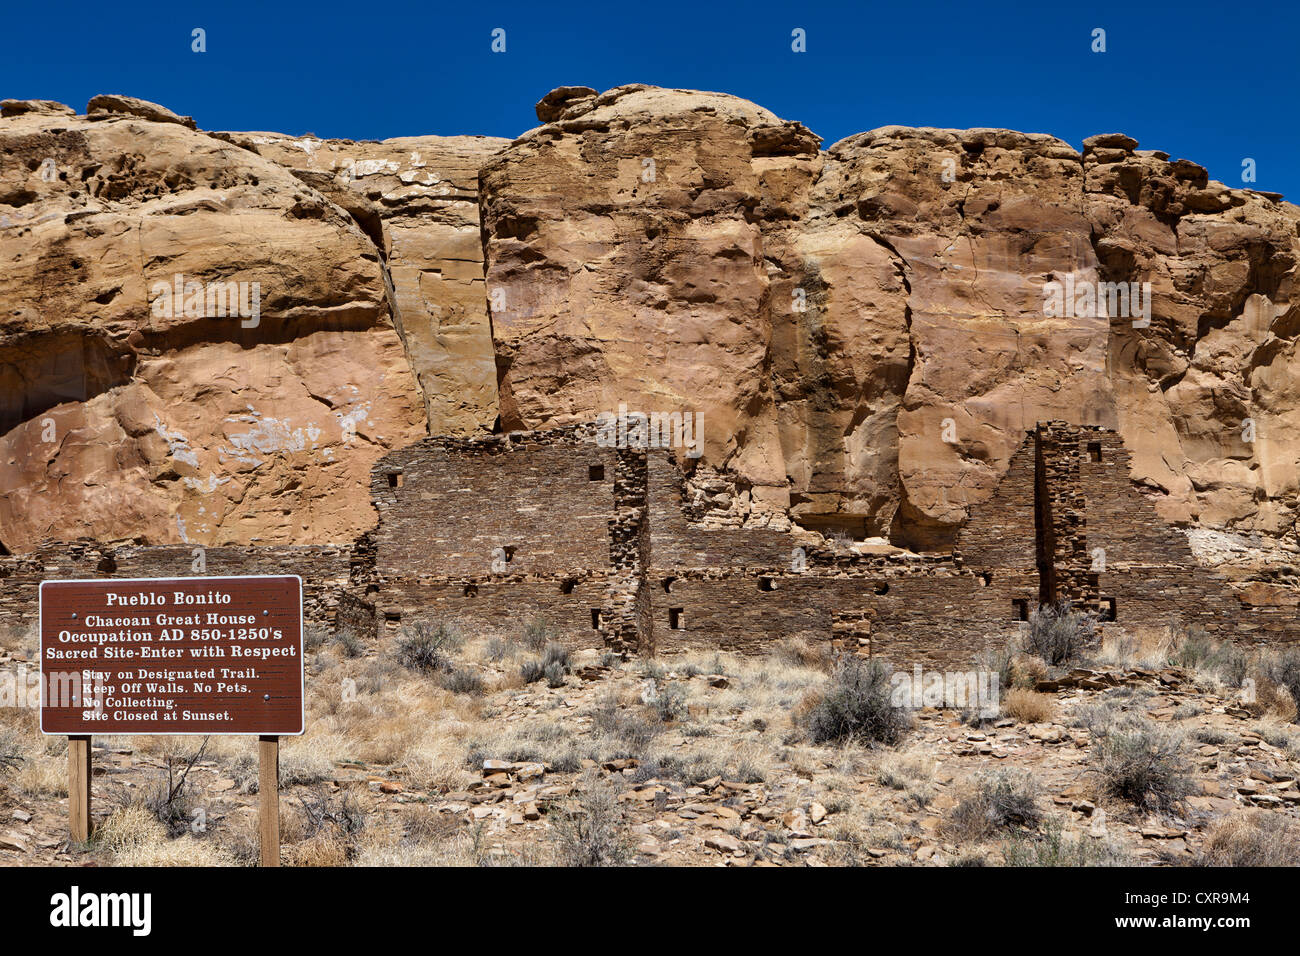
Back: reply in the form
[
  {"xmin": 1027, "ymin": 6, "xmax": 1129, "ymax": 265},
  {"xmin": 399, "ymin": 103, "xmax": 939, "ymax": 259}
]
[{"xmin": 3, "ymin": 608, "xmax": 1300, "ymax": 867}]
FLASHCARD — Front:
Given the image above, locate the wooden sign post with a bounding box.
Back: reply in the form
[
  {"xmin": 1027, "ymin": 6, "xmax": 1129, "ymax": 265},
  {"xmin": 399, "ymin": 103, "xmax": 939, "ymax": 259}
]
[
  {"xmin": 68, "ymin": 735, "xmax": 91, "ymax": 844},
  {"xmin": 259, "ymin": 735, "xmax": 280, "ymax": 867},
  {"xmin": 40, "ymin": 575, "xmax": 304, "ymax": 864}
]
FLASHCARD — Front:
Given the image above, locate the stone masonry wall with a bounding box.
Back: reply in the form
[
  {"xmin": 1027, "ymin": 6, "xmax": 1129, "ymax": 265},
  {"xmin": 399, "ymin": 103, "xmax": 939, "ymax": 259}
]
[
  {"xmin": 10, "ymin": 421, "xmax": 1293, "ymax": 667},
  {"xmin": 369, "ymin": 426, "xmax": 619, "ymax": 578}
]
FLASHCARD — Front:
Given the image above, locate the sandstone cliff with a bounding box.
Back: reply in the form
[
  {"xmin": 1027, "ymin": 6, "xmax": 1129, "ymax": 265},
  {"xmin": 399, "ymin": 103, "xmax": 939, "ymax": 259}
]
[{"xmin": 2, "ymin": 88, "xmax": 1297, "ymax": 584}]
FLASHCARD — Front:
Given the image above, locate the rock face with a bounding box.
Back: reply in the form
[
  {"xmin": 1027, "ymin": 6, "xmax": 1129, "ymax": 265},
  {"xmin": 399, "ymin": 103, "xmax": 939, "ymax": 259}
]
[
  {"xmin": 479, "ymin": 86, "xmax": 1300, "ymax": 553},
  {"xmin": 1, "ymin": 87, "xmax": 1298, "ymax": 569},
  {"xmin": 236, "ymin": 130, "xmax": 507, "ymax": 435},
  {"xmin": 0, "ymin": 99, "xmax": 425, "ymax": 552}
]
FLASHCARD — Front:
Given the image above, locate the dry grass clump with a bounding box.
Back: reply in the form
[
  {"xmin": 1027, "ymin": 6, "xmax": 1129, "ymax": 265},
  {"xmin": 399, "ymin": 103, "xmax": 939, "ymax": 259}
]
[
  {"xmin": 776, "ymin": 637, "xmax": 835, "ymax": 672},
  {"xmin": 1001, "ymin": 688, "xmax": 1055, "ymax": 724},
  {"xmin": 942, "ymin": 770, "xmax": 1041, "ymax": 841},
  {"xmin": 1195, "ymin": 813, "xmax": 1300, "ymax": 866},
  {"xmin": 281, "ymin": 787, "xmax": 366, "ymax": 867},
  {"xmin": 0, "ymin": 709, "xmax": 66, "ymax": 798},
  {"xmin": 0, "ymin": 725, "xmax": 21, "ymax": 774},
  {"xmin": 874, "ymin": 754, "xmax": 933, "ymax": 790},
  {"xmin": 465, "ymin": 718, "xmax": 592, "ymax": 773},
  {"xmin": 1252, "ymin": 648, "xmax": 1300, "ymax": 723},
  {"xmin": 1096, "ymin": 627, "xmax": 1174, "ymax": 670},
  {"xmin": 549, "ymin": 772, "xmax": 631, "ymax": 867},
  {"xmin": 0, "ymin": 624, "xmax": 36, "ymax": 657},
  {"xmin": 589, "ymin": 693, "xmax": 661, "ymax": 759},
  {"xmin": 97, "ymin": 804, "xmax": 235, "ymax": 867},
  {"xmin": 1088, "ymin": 714, "xmax": 1193, "ymax": 813},
  {"xmin": 227, "ymin": 733, "xmax": 345, "ymax": 793},
  {"xmin": 1001, "ymin": 818, "xmax": 1129, "ymax": 866},
  {"xmin": 1008, "ymin": 653, "xmax": 1048, "ymax": 689},
  {"xmin": 874, "ymin": 754, "xmax": 935, "ymax": 809},
  {"xmin": 1245, "ymin": 675, "xmax": 1297, "ymax": 722},
  {"xmin": 652, "ymin": 739, "xmax": 772, "ymax": 786}
]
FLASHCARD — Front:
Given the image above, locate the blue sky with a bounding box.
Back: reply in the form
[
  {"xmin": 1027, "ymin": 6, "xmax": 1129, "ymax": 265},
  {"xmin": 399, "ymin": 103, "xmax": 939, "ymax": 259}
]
[{"xmin": 5, "ymin": 0, "xmax": 1297, "ymax": 197}]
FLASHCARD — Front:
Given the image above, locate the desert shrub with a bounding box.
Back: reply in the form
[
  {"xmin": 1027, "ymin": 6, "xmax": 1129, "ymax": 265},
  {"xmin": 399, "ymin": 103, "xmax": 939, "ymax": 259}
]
[
  {"xmin": 1168, "ymin": 623, "xmax": 1248, "ymax": 685},
  {"xmin": 395, "ymin": 620, "xmax": 461, "ymax": 673},
  {"xmin": 1021, "ymin": 601, "xmax": 1097, "ymax": 665},
  {"xmin": 543, "ymin": 642, "xmax": 571, "ymax": 670},
  {"xmin": 802, "ymin": 657, "xmax": 908, "ymax": 746},
  {"xmin": 288, "ymin": 787, "xmax": 366, "ymax": 865},
  {"xmin": 1192, "ymin": 727, "xmax": 1231, "ymax": 746},
  {"xmin": 591, "ymin": 695, "xmax": 660, "ymax": 756},
  {"xmin": 653, "ymin": 684, "xmax": 688, "ymax": 723},
  {"xmin": 1167, "ymin": 623, "xmax": 1214, "ymax": 666},
  {"xmin": 1089, "ymin": 715, "xmax": 1192, "ymax": 812},
  {"xmin": 608, "ymin": 711, "xmax": 660, "ymax": 757},
  {"xmin": 439, "ymin": 667, "xmax": 484, "ymax": 696},
  {"xmin": 540, "ymin": 643, "xmax": 572, "ymax": 687},
  {"xmin": 0, "ymin": 727, "xmax": 22, "ymax": 773},
  {"xmin": 333, "ymin": 626, "xmax": 365, "ymax": 659},
  {"xmin": 1002, "ymin": 818, "xmax": 1128, "ymax": 866},
  {"xmin": 1195, "ymin": 813, "xmax": 1300, "ymax": 867},
  {"xmin": 521, "ymin": 617, "xmax": 553, "ymax": 652},
  {"xmin": 549, "ymin": 774, "xmax": 631, "ymax": 867},
  {"xmin": 520, "ymin": 659, "xmax": 545, "ymax": 684},
  {"xmin": 943, "ymin": 771, "xmax": 1041, "ymax": 840},
  {"xmin": 639, "ymin": 659, "xmax": 665, "ymax": 680},
  {"xmin": 657, "ymin": 752, "xmax": 726, "ymax": 786},
  {"xmin": 484, "ymin": 636, "xmax": 514, "ymax": 662},
  {"xmin": 1002, "ymin": 687, "xmax": 1055, "ymax": 723},
  {"xmin": 1255, "ymin": 648, "xmax": 1300, "ymax": 724},
  {"xmin": 303, "ymin": 627, "xmax": 328, "ymax": 653},
  {"xmin": 974, "ymin": 644, "xmax": 1015, "ymax": 691},
  {"xmin": 522, "ymin": 642, "xmax": 572, "ymax": 686},
  {"xmin": 144, "ymin": 740, "xmax": 209, "ymax": 836}
]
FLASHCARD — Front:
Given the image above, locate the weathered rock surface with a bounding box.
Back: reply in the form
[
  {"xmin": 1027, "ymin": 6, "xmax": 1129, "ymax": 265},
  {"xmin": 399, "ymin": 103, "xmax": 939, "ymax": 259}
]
[
  {"xmin": 0, "ymin": 98, "xmax": 425, "ymax": 551},
  {"xmin": 239, "ymin": 131, "xmax": 508, "ymax": 435},
  {"xmin": 2, "ymin": 87, "xmax": 1298, "ymax": 568},
  {"xmin": 480, "ymin": 86, "xmax": 1300, "ymax": 553}
]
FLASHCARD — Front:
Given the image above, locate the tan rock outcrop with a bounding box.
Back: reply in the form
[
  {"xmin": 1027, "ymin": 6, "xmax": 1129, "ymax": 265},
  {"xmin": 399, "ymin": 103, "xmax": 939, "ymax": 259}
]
[
  {"xmin": 240, "ymin": 131, "xmax": 508, "ymax": 435},
  {"xmin": 0, "ymin": 99, "xmax": 425, "ymax": 552},
  {"xmin": 479, "ymin": 86, "xmax": 1300, "ymax": 554}
]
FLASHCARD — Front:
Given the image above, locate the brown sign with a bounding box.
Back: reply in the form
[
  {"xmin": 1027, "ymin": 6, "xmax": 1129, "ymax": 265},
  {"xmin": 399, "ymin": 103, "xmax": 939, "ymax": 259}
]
[{"xmin": 40, "ymin": 575, "xmax": 304, "ymax": 736}]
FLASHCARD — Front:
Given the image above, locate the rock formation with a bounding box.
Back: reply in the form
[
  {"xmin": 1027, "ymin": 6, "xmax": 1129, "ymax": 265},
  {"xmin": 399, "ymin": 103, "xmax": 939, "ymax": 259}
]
[
  {"xmin": 2, "ymin": 87, "xmax": 1297, "ymax": 587},
  {"xmin": 0, "ymin": 95, "xmax": 425, "ymax": 551}
]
